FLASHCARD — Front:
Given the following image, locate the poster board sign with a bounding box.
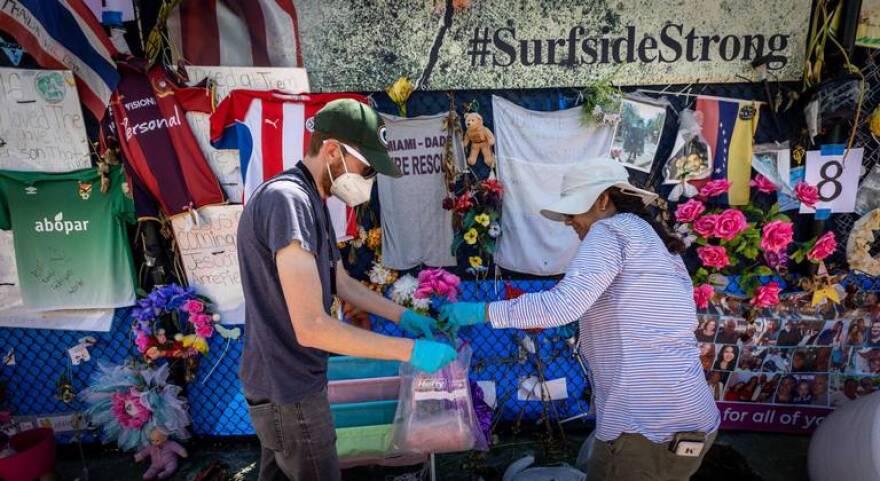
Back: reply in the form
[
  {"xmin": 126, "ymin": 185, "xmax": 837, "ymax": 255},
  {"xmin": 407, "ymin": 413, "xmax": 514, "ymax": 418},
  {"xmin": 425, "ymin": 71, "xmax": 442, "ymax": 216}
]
[
  {"xmin": 0, "ymin": 68, "xmax": 90, "ymax": 172},
  {"xmin": 183, "ymin": 66, "xmax": 311, "ymax": 202},
  {"xmin": 171, "ymin": 205, "xmax": 245, "ymax": 324},
  {"xmin": 697, "ymin": 309, "xmax": 880, "ymax": 434},
  {"xmin": 800, "ymin": 147, "xmax": 862, "ymax": 214},
  {"xmin": 293, "ymin": 0, "xmax": 810, "ymax": 91}
]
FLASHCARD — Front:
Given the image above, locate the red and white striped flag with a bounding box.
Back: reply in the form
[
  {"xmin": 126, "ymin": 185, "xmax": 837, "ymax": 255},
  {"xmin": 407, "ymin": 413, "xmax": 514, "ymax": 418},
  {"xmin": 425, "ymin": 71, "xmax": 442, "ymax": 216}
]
[{"xmin": 166, "ymin": 0, "xmax": 303, "ymax": 67}]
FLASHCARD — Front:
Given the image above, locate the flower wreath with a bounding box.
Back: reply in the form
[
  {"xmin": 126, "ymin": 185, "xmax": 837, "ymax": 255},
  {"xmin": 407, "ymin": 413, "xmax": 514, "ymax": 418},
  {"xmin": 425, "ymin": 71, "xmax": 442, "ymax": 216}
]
[
  {"xmin": 131, "ymin": 284, "xmax": 220, "ymax": 363},
  {"xmin": 847, "ymin": 208, "xmax": 880, "ymax": 276}
]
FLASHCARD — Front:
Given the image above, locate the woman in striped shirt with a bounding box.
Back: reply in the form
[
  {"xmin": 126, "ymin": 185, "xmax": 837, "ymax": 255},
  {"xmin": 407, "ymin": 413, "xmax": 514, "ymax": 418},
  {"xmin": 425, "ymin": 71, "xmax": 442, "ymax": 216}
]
[{"xmin": 441, "ymin": 157, "xmax": 720, "ymax": 481}]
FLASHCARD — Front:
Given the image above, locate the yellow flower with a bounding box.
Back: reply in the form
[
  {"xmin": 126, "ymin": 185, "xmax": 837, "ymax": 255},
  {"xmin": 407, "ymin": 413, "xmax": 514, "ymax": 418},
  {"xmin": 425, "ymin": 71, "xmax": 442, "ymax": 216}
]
[
  {"xmin": 366, "ymin": 228, "xmax": 382, "ymax": 250},
  {"xmin": 468, "ymin": 256, "xmax": 483, "ymax": 269},
  {"xmin": 181, "ymin": 334, "xmax": 209, "ymax": 354},
  {"xmin": 464, "ymin": 228, "xmax": 478, "ymax": 245},
  {"xmin": 475, "ymin": 213, "xmax": 490, "ymax": 227},
  {"xmin": 386, "ymin": 76, "xmax": 415, "ymax": 116},
  {"xmin": 871, "ymin": 104, "xmax": 880, "ymax": 137}
]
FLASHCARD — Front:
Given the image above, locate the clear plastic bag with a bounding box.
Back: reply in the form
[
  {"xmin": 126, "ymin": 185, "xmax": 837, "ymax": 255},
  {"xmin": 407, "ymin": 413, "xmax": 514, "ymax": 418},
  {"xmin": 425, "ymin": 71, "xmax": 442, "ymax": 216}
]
[
  {"xmin": 663, "ymin": 109, "xmax": 713, "ymax": 185},
  {"xmin": 389, "ymin": 343, "xmax": 488, "ymax": 455}
]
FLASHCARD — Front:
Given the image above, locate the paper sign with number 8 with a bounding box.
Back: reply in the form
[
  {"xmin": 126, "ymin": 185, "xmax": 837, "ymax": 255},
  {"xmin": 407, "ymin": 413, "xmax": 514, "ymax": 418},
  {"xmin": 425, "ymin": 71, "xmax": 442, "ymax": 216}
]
[
  {"xmin": 801, "ymin": 149, "xmax": 863, "ymax": 214},
  {"xmin": 818, "ymin": 160, "xmax": 844, "ymax": 202}
]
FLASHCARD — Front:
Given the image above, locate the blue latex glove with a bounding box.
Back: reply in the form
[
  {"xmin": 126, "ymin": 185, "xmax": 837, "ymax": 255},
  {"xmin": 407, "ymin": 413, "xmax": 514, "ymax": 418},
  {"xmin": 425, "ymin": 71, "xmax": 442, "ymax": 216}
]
[
  {"xmin": 439, "ymin": 302, "xmax": 487, "ymax": 330},
  {"xmin": 399, "ymin": 309, "xmax": 436, "ymax": 339},
  {"xmin": 409, "ymin": 339, "xmax": 457, "ymax": 374}
]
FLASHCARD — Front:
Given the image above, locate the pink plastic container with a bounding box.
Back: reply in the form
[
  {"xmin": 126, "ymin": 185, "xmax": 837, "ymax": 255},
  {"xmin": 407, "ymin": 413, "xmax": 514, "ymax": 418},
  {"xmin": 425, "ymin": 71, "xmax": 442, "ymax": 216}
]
[
  {"xmin": 328, "ymin": 376, "xmax": 400, "ymax": 404},
  {"xmin": 0, "ymin": 428, "xmax": 56, "ymax": 481}
]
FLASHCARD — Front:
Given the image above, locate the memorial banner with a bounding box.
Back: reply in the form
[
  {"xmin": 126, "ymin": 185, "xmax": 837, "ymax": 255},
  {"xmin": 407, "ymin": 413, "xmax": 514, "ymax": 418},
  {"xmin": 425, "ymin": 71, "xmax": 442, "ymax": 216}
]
[
  {"xmin": 0, "ymin": 68, "xmax": 90, "ymax": 172},
  {"xmin": 294, "ymin": 0, "xmax": 811, "ymax": 91},
  {"xmin": 171, "ymin": 205, "xmax": 245, "ymax": 324}
]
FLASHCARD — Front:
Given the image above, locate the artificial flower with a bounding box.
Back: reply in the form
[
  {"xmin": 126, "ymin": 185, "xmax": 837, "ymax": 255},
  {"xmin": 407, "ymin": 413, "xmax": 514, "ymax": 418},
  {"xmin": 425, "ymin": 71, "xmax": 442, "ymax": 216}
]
[
  {"xmin": 693, "ymin": 284, "xmax": 715, "ymax": 309},
  {"xmin": 391, "ymin": 275, "xmax": 419, "ymax": 305},
  {"xmin": 794, "ymin": 181, "xmax": 819, "ymax": 208},
  {"xmin": 195, "ymin": 323, "xmax": 214, "ymax": 338},
  {"xmin": 468, "ymin": 256, "xmax": 484, "ymax": 269},
  {"xmin": 442, "ymin": 196, "xmax": 455, "ymax": 210},
  {"xmin": 454, "ymin": 192, "xmax": 474, "ymax": 213},
  {"xmin": 412, "ymin": 296, "xmax": 432, "ymax": 312},
  {"xmin": 693, "ymin": 214, "xmax": 720, "ymax": 238},
  {"xmin": 135, "ymin": 333, "xmax": 151, "ymax": 353},
  {"xmin": 181, "ymin": 334, "xmax": 209, "ymax": 354},
  {"xmin": 760, "ymin": 220, "xmax": 794, "ymax": 254},
  {"xmin": 414, "ymin": 268, "xmax": 461, "ymax": 302},
  {"xmin": 697, "ymin": 245, "xmax": 730, "ymax": 269},
  {"xmin": 750, "ymin": 282, "xmax": 781, "ymax": 308},
  {"xmin": 386, "ymin": 76, "xmax": 415, "ymax": 116},
  {"xmin": 481, "ymin": 179, "xmax": 504, "ymax": 198},
  {"xmin": 808, "ymin": 231, "xmax": 837, "ymax": 262},
  {"xmin": 368, "ymin": 262, "xmax": 396, "ymax": 285},
  {"xmin": 111, "ymin": 389, "xmax": 152, "ymax": 429},
  {"xmin": 182, "ymin": 299, "xmax": 204, "ymax": 314},
  {"xmin": 475, "ymin": 213, "xmax": 491, "ymax": 227},
  {"xmin": 464, "ymin": 228, "xmax": 479, "ymax": 245},
  {"xmin": 674, "ymin": 199, "xmax": 705, "ymax": 223},
  {"xmin": 714, "ymin": 209, "xmax": 748, "ymax": 241},
  {"xmin": 750, "ymin": 174, "xmax": 777, "ymax": 194},
  {"xmin": 675, "ymin": 223, "xmax": 697, "ymax": 248},
  {"xmin": 488, "ymin": 222, "xmax": 501, "ymax": 238},
  {"xmin": 366, "ymin": 228, "xmax": 382, "ymax": 251},
  {"xmin": 763, "ymin": 251, "xmax": 789, "ymax": 270},
  {"xmin": 699, "ymin": 179, "xmax": 731, "ymax": 198}
]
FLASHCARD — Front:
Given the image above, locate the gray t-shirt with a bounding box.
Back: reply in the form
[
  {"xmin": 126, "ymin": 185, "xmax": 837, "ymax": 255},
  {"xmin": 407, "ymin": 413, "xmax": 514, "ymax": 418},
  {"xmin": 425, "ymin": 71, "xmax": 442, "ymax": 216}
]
[{"xmin": 236, "ymin": 163, "xmax": 340, "ymax": 403}]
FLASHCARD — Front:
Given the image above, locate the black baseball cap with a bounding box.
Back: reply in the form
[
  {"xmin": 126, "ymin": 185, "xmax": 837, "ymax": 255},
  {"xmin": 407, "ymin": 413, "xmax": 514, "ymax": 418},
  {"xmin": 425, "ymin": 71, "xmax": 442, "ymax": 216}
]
[{"xmin": 313, "ymin": 99, "xmax": 402, "ymax": 178}]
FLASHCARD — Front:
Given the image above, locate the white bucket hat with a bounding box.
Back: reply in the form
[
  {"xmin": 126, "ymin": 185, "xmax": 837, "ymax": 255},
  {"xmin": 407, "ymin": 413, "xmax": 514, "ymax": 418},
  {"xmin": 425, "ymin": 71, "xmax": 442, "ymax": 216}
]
[{"xmin": 540, "ymin": 157, "xmax": 659, "ymax": 222}]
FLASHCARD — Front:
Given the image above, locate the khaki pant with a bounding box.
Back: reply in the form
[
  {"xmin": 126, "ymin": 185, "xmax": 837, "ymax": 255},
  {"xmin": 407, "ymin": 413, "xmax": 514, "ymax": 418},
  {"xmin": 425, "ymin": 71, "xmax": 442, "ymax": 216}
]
[{"xmin": 586, "ymin": 432, "xmax": 717, "ymax": 481}]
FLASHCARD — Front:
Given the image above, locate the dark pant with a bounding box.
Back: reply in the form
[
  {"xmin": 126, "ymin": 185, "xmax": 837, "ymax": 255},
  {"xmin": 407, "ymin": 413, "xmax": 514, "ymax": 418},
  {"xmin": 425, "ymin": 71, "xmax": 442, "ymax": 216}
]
[
  {"xmin": 587, "ymin": 432, "xmax": 717, "ymax": 481},
  {"xmin": 246, "ymin": 388, "xmax": 340, "ymax": 481}
]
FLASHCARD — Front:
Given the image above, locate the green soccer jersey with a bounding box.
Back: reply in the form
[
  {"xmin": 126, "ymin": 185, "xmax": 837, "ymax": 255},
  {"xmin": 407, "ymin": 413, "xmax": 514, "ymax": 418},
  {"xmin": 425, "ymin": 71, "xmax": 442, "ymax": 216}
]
[{"xmin": 0, "ymin": 165, "xmax": 137, "ymax": 310}]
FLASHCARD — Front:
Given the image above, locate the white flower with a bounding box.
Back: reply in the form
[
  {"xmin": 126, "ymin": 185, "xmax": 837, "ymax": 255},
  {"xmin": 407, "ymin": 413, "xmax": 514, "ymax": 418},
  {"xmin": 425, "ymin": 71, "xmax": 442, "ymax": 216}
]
[
  {"xmin": 488, "ymin": 222, "xmax": 501, "ymax": 238},
  {"xmin": 411, "ymin": 297, "xmax": 431, "ymax": 311},
  {"xmin": 391, "ymin": 274, "xmax": 419, "ymax": 304},
  {"xmin": 369, "ymin": 263, "xmax": 393, "ymax": 285}
]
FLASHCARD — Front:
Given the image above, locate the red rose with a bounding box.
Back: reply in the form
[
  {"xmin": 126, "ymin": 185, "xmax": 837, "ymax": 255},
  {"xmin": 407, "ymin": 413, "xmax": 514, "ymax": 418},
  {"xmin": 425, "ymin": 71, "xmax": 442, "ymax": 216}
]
[
  {"xmin": 693, "ymin": 284, "xmax": 715, "ymax": 309},
  {"xmin": 760, "ymin": 220, "xmax": 794, "ymax": 254},
  {"xmin": 693, "ymin": 214, "xmax": 720, "ymax": 238},
  {"xmin": 794, "ymin": 181, "xmax": 819, "ymax": 208},
  {"xmin": 807, "ymin": 231, "xmax": 837, "ymax": 262},
  {"xmin": 675, "ymin": 199, "xmax": 706, "ymax": 224},
  {"xmin": 751, "ymin": 282, "xmax": 781, "ymax": 308},
  {"xmin": 699, "ymin": 179, "xmax": 731, "ymax": 198},
  {"xmin": 714, "ymin": 209, "xmax": 748, "ymax": 241},
  {"xmin": 697, "ymin": 245, "xmax": 730, "ymax": 269}
]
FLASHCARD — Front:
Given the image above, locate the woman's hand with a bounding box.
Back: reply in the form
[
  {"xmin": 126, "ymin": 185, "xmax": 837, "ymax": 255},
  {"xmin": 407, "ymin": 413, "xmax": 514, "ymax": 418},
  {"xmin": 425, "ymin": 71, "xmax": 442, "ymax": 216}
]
[
  {"xmin": 399, "ymin": 309, "xmax": 437, "ymax": 339},
  {"xmin": 439, "ymin": 302, "xmax": 488, "ymax": 330}
]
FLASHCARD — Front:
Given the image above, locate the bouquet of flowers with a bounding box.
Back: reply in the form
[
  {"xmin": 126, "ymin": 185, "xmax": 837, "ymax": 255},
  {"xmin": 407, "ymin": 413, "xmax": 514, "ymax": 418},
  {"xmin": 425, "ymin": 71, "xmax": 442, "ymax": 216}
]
[
  {"xmin": 675, "ymin": 178, "xmax": 837, "ymax": 310},
  {"xmin": 445, "ymin": 178, "xmax": 503, "ymax": 277},
  {"xmin": 131, "ymin": 284, "xmax": 220, "ymax": 365}
]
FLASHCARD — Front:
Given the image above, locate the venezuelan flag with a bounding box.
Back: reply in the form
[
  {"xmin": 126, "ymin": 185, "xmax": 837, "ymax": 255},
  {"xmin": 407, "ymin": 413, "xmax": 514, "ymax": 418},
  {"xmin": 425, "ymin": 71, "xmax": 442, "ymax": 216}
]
[{"xmin": 696, "ymin": 96, "xmax": 760, "ymax": 205}]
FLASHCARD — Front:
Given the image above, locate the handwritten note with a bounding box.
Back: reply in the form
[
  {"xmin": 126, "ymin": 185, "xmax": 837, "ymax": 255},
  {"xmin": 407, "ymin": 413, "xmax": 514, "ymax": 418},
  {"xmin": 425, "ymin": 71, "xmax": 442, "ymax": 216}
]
[
  {"xmin": 185, "ymin": 66, "xmax": 310, "ymax": 100},
  {"xmin": 171, "ymin": 205, "xmax": 245, "ymax": 324},
  {"xmin": 0, "ymin": 68, "xmax": 90, "ymax": 171}
]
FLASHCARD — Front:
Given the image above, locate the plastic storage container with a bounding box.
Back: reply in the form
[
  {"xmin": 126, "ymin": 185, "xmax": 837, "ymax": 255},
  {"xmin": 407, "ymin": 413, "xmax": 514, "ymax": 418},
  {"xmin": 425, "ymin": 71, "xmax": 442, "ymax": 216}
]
[
  {"xmin": 328, "ymin": 376, "xmax": 400, "ymax": 404},
  {"xmin": 327, "ymin": 356, "xmax": 401, "ymax": 381},
  {"xmin": 331, "ymin": 400, "xmax": 398, "ymax": 428}
]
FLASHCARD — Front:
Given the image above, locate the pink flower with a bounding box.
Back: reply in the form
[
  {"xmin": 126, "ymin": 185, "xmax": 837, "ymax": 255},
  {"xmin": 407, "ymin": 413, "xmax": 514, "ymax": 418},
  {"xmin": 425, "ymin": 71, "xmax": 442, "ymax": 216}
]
[
  {"xmin": 693, "ymin": 214, "xmax": 720, "ymax": 238},
  {"xmin": 111, "ymin": 389, "xmax": 152, "ymax": 429},
  {"xmin": 697, "ymin": 245, "xmax": 730, "ymax": 269},
  {"xmin": 183, "ymin": 299, "xmax": 204, "ymax": 314},
  {"xmin": 699, "ymin": 179, "xmax": 731, "ymax": 197},
  {"xmin": 750, "ymin": 174, "xmax": 777, "ymax": 194},
  {"xmin": 693, "ymin": 284, "xmax": 715, "ymax": 309},
  {"xmin": 760, "ymin": 220, "xmax": 794, "ymax": 254},
  {"xmin": 750, "ymin": 282, "xmax": 781, "ymax": 308},
  {"xmin": 196, "ymin": 323, "xmax": 214, "ymax": 338},
  {"xmin": 415, "ymin": 268, "xmax": 461, "ymax": 302},
  {"xmin": 714, "ymin": 209, "xmax": 748, "ymax": 241},
  {"xmin": 134, "ymin": 333, "xmax": 151, "ymax": 353},
  {"xmin": 807, "ymin": 232, "xmax": 837, "ymax": 262},
  {"xmin": 191, "ymin": 313, "xmax": 212, "ymax": 327},
  {"xmin": 794, "ymin": 181, "xmax": 819, "ymax": 208},
  {"xmin": 675, "ymin": 199, "xmax": 706, "ymax": 223}
]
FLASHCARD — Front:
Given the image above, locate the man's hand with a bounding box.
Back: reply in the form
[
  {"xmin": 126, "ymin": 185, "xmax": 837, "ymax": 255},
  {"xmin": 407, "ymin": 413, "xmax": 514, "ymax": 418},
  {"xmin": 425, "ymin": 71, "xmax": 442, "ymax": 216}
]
[
  {"xmin": 409, "ymin": 340, "xmax": 456, "ymax": 373},
  {"xmin": 439, "ymin": 302, "xmax": 488, "ymax": 329},
  {"xmin": 399, "ymin": 310, "xmax": 437, "ymax": 339}
]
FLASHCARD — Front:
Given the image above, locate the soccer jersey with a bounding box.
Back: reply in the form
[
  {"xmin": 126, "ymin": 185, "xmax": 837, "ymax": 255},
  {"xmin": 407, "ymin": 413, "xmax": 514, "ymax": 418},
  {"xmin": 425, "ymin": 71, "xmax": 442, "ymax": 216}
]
[
  {"xmin": 210, "ymin": 89, "xmax": 360, "ymax": 240},
  {"xmin": 104, "ymin": 57, "xmax": 225, "ymax": 218},
  {"xmin": 0, "ymin": 165, "xmax": 136, "ymax": 310}
]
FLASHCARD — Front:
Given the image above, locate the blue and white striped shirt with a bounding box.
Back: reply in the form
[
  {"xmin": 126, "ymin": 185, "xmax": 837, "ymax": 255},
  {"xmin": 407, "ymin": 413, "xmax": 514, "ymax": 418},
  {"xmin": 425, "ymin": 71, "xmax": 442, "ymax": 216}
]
[{"xmin": 489, "ymin": 213, "xmax": 720, "ymax": 443}]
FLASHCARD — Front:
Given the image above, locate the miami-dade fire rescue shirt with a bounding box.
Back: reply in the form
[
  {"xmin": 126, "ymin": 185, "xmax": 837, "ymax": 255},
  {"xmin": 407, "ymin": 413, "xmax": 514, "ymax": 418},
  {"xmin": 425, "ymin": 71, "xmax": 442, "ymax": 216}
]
[{"xmin": 0, "ymin": 166, "xmax": 137, "ymax": 310}]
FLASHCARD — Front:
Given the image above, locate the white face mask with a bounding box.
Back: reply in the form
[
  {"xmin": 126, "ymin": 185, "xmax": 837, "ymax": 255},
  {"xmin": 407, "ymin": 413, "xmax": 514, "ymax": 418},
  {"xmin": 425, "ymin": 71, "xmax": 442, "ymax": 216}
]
[{"xmin": 327, "ymin": 151, "xmax": 374, "ymax": 207}]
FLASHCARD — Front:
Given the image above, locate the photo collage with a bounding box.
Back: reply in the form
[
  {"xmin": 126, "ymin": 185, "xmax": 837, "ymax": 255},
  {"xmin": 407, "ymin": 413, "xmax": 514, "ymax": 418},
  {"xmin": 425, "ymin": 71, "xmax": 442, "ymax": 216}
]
[{"xmin": 697, "ymin": 312, "xmax": 880, "ymax": 408}]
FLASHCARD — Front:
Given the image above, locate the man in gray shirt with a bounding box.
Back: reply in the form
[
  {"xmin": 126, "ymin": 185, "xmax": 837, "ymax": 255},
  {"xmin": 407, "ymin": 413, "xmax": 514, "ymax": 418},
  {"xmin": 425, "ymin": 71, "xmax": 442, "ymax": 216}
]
[{"xmin": 237, "ymin": 99, "xmax": 456, "ymax": 481}]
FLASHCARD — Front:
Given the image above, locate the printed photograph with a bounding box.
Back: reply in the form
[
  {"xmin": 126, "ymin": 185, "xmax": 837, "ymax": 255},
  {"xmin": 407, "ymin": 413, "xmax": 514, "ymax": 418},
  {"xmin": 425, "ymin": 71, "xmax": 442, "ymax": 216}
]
[
  {"xmin": 830, "ymin": 375, "xmax": 880, "ymax": 407},
  {"xmin": 791, "ymin": 347, "xmax": 833, "ymax": 373},
  {"xmin": 796, "ymin": 320, "xmax": 827, "ymax": 346},
  {"xmin": 706, "ymin": 370, "xmax": 730, "ymax": 401},
  {"xmin": 715, "ymin": 317, "xmax": 745, "ymax": 344},
  {"xmin": 754, "ymin": 373, "xmax": 783, "ymax": 404},
  {"xmin": 738, "ymin": 319, "xmax": 764, "ymax": 346},
  {"xmin": 723, "ymin": 372, "xmax": 762, "ymax": 403},
  {"xmin": 736, "ymin": 345, "xmax": 766, "ymax": 372},
  {"xmin": 713, "ymin": 344, "xmax": 740, "ymax": 371},
  {"xmin": 846, "ymin": 317, "xmax": 870, "ymax": 347},
  {"xmin": 610, "ymin": 97, "xmax": 667, "ymax": 172},
  {"xmin": 699, "ymin": 343, "xmax": 716, "ymax": 371},
  {"xmin": 755, "ymin": 318, "xmax": 782, "ymax": 346},
  {"xmin": 694, "ymin": 316, "xmax": 719, "ymax": 343},
  {"xmin": 866, "ymin": 318, "xmax": 880, "ymax": 347},
  {"xmin": 830, "ymin": 346, "xmax": 853, "ymax": 372},
  {"xmin": 775, "ymin": 319, "xmax": 805, "ymax": 347},
  {"xmin": 815, "ymin": 319, "xmax": 848, "ymax": 347},
  {"xmin": 850, "ymin": 348, "xmax": 880, "ymax": 374},
  {"xmin": 773, "ymin": 374, "xmax": 799, "ymax": 404},
  {"xmin": 760, "ymin": 348, "xmax": 792, "ymax": 373}
]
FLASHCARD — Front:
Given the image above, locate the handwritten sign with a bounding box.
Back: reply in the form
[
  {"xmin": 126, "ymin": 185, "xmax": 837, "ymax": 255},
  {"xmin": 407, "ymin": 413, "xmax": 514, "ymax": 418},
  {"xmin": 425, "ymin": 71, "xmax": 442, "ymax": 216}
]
[
  {"xmin": 186, "ymin": 112, "xmax": 245, "ymax": 201},
  {"xmin": 0, "ymin": 68, "xmax": 90, "ymax": 171},
  {"xmin": 185, "ymin": 66, "xmax": 310, "ymax": 100},
  {"xmin": 801, "ymin": 147, "xmax": 862, "ymax": 214},
  {"xmin": 171, "ymin": 205, "xmax": 245, "ymax": 324}
]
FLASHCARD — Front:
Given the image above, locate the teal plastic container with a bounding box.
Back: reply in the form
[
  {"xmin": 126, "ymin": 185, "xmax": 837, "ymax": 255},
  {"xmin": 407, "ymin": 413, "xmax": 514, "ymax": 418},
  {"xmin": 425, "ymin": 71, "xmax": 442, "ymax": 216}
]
[
  {"xmin": 330, "ymin": 400, "xmax": 398, "ymax": 428},
  {"xmin": 327, "ymin": 356, "xmax": 401, "ymax": 381}
]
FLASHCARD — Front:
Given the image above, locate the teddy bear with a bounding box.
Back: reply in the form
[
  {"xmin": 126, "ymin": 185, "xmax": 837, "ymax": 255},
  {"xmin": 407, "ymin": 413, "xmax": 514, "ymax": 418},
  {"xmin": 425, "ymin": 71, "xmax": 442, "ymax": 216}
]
[
  {"xmin": 463, "ymin": 112, "xmax": 495, "ymax": 168},
  {"xmin": 134, "ymin": 427, "xmax": 188, "ymax": 480}
]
